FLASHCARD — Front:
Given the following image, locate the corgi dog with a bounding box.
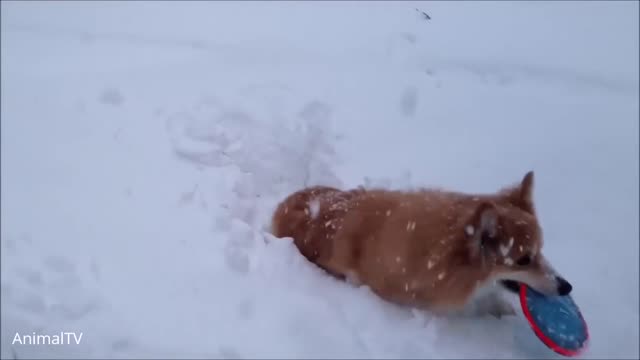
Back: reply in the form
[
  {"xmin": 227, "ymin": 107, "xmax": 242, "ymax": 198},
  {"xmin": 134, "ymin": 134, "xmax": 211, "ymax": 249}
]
[{"xmin": 270, "ymin": 171, "xmax": 573, "ymax": 317}]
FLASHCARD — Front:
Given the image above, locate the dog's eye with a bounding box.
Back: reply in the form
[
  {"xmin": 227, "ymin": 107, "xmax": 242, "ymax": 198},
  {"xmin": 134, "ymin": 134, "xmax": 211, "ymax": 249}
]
[{"xmin": 516, "ymin": 255, "xmax": 532, "ymax": 266}]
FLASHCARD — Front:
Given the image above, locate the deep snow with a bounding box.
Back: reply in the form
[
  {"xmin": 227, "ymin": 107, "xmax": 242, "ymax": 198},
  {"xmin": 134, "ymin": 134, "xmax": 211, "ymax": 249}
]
[{"xmin": 1, "ymin": 1, "xmax": 638, "ymax": 359}]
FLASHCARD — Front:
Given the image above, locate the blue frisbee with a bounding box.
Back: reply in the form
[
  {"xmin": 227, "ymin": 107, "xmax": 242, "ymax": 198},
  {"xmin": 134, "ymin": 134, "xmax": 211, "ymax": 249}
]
[{"xmin": 519, "ymin": 284, "xmax": 589, "ymax": 357}]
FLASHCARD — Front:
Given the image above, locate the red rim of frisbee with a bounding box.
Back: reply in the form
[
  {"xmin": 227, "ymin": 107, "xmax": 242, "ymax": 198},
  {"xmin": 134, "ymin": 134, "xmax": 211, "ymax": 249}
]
[{"xmin": 519, "ymin": 284, "xmax": 589, "ymax": 357}]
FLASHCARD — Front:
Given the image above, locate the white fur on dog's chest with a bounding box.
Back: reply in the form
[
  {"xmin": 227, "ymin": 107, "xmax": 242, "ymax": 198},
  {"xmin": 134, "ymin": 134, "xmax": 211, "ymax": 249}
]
[{"xmin": 460, "ymin": 281, "xmax": 518, "ymax": 317}]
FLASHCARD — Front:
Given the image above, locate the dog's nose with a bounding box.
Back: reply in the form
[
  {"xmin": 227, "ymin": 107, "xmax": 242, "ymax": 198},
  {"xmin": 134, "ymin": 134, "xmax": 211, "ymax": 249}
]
[{"xmin": 556, "ymin": 276, "xmax": 573, "ymax": 296}]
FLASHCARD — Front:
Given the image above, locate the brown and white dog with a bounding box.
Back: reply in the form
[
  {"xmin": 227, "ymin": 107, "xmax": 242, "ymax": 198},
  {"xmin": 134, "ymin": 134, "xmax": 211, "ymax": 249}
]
[{"xmin": 270, "ymin": 171, "xmax": 573, "ymax": 318}]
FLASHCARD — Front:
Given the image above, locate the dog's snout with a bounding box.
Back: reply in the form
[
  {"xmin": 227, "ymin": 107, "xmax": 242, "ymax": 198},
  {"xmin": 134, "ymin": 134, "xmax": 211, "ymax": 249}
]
[{"xmin": 556, "ymin": 276, "xmax": 572, "ymax": 296}]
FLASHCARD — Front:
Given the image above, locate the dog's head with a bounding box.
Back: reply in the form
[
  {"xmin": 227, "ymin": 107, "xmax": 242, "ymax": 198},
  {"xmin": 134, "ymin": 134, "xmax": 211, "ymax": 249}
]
[{"xmin": 465, "ymin": 171, "xmax": 573, "ymax": 297}]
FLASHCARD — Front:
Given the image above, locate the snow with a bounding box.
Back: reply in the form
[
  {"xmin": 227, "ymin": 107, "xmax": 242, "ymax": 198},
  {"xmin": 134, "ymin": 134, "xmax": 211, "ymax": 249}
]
[
  {"xmin": 466, "ymin": 225, "xmax": 475, "ymax": 236},
  {"xmin": 504, "ymin": 258, "xmax": 514, "ymax": 267},
  {"xmin": 406, "ymin": 221, "xmax": 416, "ymax": 232},
  {"xmin": 1, "ymin": 1, "xmax": 638, "ymax": 359},
  {"xmin": 309, "ymin": 199, "xmax": 321, "ymax": 220}
]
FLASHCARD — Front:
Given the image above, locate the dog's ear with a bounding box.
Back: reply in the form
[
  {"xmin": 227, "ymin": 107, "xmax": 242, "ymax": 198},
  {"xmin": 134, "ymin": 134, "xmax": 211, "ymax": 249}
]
[
  {"xmin": 519, "ymin": 170, "xmax": 535, "ymax": 208},
  {"xmin": 467, "ymin": 202, "xmax": 499, "ymax": 255},
  {"xmin": 476, "ymin": 201, "xmax": 498, "ymax": 237},
  {"xmin": 503, "ymin": 171, "xmax": 536, "ymax": 214}
]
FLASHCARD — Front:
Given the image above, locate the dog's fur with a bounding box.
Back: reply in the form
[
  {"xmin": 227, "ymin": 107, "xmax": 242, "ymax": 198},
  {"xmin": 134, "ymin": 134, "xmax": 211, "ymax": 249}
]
[{"xmin": 270, "ymin": 171, "xmax": 572, "ymax": 317}]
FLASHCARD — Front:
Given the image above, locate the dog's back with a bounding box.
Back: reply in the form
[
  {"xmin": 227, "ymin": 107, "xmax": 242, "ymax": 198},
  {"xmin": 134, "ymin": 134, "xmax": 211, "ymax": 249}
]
[{"xmin": 271, "ymin": 185, "xmax": 474, "ymax": 308}]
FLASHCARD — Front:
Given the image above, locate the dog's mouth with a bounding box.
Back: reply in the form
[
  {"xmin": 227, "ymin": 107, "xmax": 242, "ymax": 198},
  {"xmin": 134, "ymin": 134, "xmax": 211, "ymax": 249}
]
[{"xmin": 500, "ymin": 280, "xmax": 521, "ymax": 294}]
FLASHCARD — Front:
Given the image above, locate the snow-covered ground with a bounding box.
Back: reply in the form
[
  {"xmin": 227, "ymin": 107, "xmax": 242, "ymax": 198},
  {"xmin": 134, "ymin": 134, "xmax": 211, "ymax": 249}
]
[{"xmin": 1, "ymin": 1, "xmax": 638, "ymax": 358}]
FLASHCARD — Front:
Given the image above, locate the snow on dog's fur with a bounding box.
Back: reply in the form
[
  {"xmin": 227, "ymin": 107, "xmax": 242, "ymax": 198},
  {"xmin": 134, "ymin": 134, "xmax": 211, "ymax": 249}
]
[{"xmin": 271, "ymin": 171, "xmax": 573, "ymax": 317}]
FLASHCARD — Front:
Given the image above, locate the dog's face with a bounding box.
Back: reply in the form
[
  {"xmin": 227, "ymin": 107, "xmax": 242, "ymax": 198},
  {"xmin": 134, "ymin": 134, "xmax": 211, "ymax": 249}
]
[{"xmin": 466, "ymin": 171, "xmax": 573, "ymax": 297}]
